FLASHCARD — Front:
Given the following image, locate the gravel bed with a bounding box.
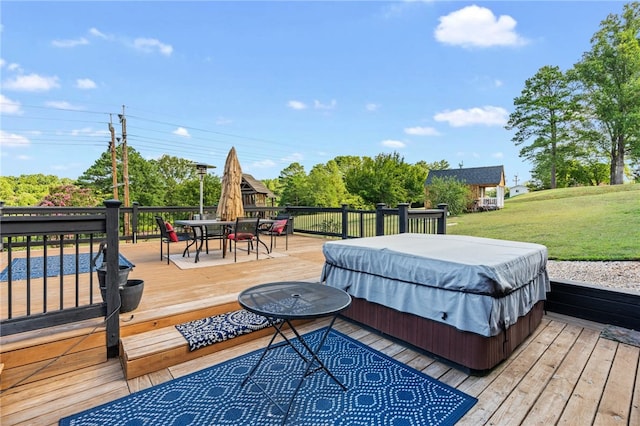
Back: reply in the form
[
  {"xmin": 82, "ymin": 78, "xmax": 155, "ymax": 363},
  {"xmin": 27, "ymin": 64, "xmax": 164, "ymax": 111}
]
[{"xmin": 546, "ymin": 260, "xmax": 640, "ymax": 293}]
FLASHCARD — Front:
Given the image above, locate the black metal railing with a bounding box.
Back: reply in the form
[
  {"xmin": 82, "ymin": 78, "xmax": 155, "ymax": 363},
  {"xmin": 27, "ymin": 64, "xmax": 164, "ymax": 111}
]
[
  {"xmin": 0, "ymin": 200, "xmax": 447, "ymax": 349},
  {"xmin": 1, "ymin": 203, "xmax": 447, "ymax": 243},
  {"xmin": 1, "ymin": 200, "xmax": 122, "ymax": 357}
]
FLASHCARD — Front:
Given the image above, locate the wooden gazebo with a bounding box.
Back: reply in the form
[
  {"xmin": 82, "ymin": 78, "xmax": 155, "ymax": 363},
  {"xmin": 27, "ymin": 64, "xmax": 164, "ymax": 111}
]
[{"xmin": 241, "ymin": 174, "xmax": 276, "ymax": 208}]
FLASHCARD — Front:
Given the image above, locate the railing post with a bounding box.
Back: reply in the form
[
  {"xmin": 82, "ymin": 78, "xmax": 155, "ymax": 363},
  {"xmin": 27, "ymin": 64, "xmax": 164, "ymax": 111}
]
[
  {"xmin": 437, "ymin": 203, "xmax": 448, "ymax": 234},
  {"xmin": 398, "ymin": 203, "xmax": 409, "ymax": 234},
  {"xmin": 341, "ymin": 204, "xmax": 349, "ymax": 239},
  {"xmin": 104, "ymin": 199, "xmax": 122, "ymax": 358},
  {"xmin": 0, "ymin": 201, "xmax": 4, "ymax": 251},
  {"xmin": 375, "ymin": 203, "xmax": 385, "ymax": 236},
  {"xmin": 131, "ymin": 202, "xmax": 139, "ymax": 244}
]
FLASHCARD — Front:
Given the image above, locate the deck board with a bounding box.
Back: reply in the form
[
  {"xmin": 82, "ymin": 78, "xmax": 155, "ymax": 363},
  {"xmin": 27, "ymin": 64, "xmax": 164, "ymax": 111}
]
[{"xmin": 1, "ymin": 236, "xmax": 638, "ymax": 425}]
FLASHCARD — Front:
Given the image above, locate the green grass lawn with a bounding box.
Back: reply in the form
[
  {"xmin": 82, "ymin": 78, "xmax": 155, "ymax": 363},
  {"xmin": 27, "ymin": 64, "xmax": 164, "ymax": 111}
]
[{"xmin": 447, "ymin": 184, "xmax": 640, "ymax": 261}]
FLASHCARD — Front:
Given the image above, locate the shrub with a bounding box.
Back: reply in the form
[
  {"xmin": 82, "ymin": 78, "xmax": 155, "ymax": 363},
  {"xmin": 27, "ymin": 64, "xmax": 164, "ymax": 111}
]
[{"xmin": 425, "ymin": 177, "xmax": 473, "ymax": 216}]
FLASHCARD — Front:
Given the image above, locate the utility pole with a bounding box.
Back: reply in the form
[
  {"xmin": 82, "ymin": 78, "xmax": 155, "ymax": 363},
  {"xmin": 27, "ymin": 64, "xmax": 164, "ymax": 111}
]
[
  {"xmin": 108, "ymin": 115, "xmax": 119, "ymax": 200},
  {"xmin": 119, "ymin": 106, "xmax": 131, "ymax": 237},
  {"xmin": 514, "ymin": 174, "xmax": 519, "ymax": 186}
]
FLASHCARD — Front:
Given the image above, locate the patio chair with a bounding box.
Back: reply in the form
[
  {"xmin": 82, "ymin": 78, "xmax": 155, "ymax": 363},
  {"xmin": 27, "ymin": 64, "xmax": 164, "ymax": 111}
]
[
  {"xmin": 155, "ymin": 216, "xmax": 196, "ymax": 264},
  {"xmin": 202, "ymin": 214, "xmax": 227, "ymax": 253},
  {"xmin": 227, "ymin": 217, "xmax": 263, "ymax": 262},
  {"xmin": 259, "ymin": 218, "xmax": 289, "ymax": 252}
]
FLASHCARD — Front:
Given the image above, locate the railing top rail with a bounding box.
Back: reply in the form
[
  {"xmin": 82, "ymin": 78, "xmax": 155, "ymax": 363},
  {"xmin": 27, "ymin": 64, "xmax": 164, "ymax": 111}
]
[
  {"xmin": 1, "ymin": 214, "xmax": 107, "ymax": 237},
  {"xmin": 286, "ymin": 206, "xmax": 344, "ymax": 213}
]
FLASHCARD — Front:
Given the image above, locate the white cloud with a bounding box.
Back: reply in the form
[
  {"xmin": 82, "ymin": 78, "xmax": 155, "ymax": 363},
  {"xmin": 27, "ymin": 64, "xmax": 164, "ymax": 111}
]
[
  {"xmin": 0, "ymin": 58, "xmax": 5, "ymax": 68},
  {"xmin": 381, "ymin": 139, "xmax": 406, "ymax": 148},
  {"xmin": 70, "ymin": 127, "xmax": 108, "ymax": 137},
  {"xmin": 434, "ymin": 5, "xmax": 528, "ymax": 48},
  {"xmin": 252, "ymin": 159, "xmax": 276, "ymax": 168},
  {"xmin": 365, "ymin": 103, "xmax": 379, "ymax": 112},
  {"xmin": 51, "ymin": 37, "xmax": 89, "ymax": 48},
  {"xmin": 0, "ymin": 94, "xmax": 23, "ymax": 115},
  {"xmin": 314, "ymin": 99, "xmax": 336, "ymax": 110},
  {"xmin": 492, "ymin": 152, "xmax": 504, "ymax": 159},
  {"xmin": 89, "ymin": 27, "xmax": 109, "ymax": 40},
  {"xmin": 76, "ymin": 78, "xmax": 97, "ymax": 89},
  {"xmin": 7, "ymin": 62, "xmax": 22, "ymax": 72},
  {"xmin": 2, "ymin": 73, "xmax": 60, "ymax": 92},
  {"xmin": 0, "ymin": 130, "xmax": 30, "ymax": 147},
  {"xmin": 282, "ymin": 153, "xmax": 303, "ymax": 163},
  {"xmin": 494, "ymin": 79, "xmax": 503, "ymax": 87},
  {"xmin": 434, "ymin": 106, "xmax": 508, "ymax": 127},
  {"xmin": 287, "ymin": 100, "xmax": 307, "ymax": 110},
  {"xmin": 404, "ymin": 126, "xmax": 440, "ymax": 136},
  {"xmin": 133, "ymin": 38, "xmax": 173, "ymax": 56},
  {"xmin": 45, "ymin": 101, "xmax": 84, "ymax": 110},
  {"xmin": 17, "ymin": 154, "xmax": 32, "ymax": 161},
  {"xmin": 173, "ymin": 127, "xmax": 191, "ymax": 137}
]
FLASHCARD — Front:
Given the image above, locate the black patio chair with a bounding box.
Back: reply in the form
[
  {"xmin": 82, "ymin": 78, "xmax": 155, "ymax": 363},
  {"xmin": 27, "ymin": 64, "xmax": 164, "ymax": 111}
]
[
  {"xmin": 201, "ymin": 214, "xmax": 227, "ymax": 253},
  {"xmin": 155, "ymin": 216, "xmax": 196, "ymax": 264},
  {"xmin": 227, "ymin": 217, "xmax": 267, "ymax": 262}
]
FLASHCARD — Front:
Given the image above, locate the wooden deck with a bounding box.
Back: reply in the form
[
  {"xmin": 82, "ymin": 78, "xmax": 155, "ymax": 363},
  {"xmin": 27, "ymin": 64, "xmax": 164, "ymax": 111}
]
[{"xmin": 1, "ymin": 235, "xmax": 639, "ymax": 425}]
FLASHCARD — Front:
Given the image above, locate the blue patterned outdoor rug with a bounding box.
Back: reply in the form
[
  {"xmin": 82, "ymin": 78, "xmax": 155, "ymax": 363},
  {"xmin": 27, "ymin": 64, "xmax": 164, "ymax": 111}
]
[
  {"xmin": 60, "ymin": 328, "xmax": 477, "ymax": 426},
  {"xmin": 176, "ymin": 309, "xmax": 282, "ymax": 351},
  {"xmin": 0, "ymin": 253, "xmax": 135, "ymax": 282}
]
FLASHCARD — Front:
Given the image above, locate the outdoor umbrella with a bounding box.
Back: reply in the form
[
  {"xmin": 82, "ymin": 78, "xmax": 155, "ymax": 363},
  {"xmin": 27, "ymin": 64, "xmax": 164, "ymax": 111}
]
[{"xmin": 216, "ymin": 147, "xmax": 245, "ymax": 221}]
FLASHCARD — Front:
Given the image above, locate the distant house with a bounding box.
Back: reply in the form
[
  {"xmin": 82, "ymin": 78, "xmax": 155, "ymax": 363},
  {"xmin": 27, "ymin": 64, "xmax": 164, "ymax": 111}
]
[
  {"xmin": 510, "ymin": 185, "xmax": 529, "ymax": 197},
  {"xmin": 241, "ymin": 174, "xmax": 276, "ymax": 209},
  {"xmin": 425, "ymin": 165, "xmax": 506, "ymax": 210}
]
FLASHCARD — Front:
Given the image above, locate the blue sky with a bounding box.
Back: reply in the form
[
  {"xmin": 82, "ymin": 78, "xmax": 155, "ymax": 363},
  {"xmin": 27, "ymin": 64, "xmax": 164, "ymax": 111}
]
[{"xmin": 0, "ymin": 1, "xmax": 625, "ymax": 186}]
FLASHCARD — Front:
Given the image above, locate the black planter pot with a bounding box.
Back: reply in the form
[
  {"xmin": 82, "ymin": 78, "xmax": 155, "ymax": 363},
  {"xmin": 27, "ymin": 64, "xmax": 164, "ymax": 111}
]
[
  {"xmin": 97, "ymin": 265, "xmax": 132, "ymax": 302},
  {"xmin": 120, "ymin": 279, "xmax": 144, "ymax": 313}
]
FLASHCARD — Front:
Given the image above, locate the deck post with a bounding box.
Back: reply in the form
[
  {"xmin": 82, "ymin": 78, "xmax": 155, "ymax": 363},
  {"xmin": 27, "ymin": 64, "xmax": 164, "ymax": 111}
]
[
  {"xmin": 375, "ymin": 203, "xmax": 385, "ymax": 236},
  {"xmin": 131, "ymin": 202, "xmax": 139, "ymax": 244},
  {"xmin": 398, "ymin": 203, "xmax": 409, "ymax": 234},
  {"xmin": 341, "ymin": 204, "xmax": 349, "ymax": 239},
  {"xmin": 104, "ymin": 199, "xmax": 122, "ymax": 358},
  {"xmin": 437, "ymin": 203, "xmax": 448, "ymax": 234}
]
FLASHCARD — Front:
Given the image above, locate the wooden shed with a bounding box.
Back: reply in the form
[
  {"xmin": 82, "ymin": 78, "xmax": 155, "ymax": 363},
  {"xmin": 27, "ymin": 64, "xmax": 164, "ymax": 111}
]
[
  {"xmin": 425, "ymin": 165, "xmax": 506, "ymax": 210},
  {"xmin": 241, "ymin": 174, "xmax": 276, "ymax": 208}
]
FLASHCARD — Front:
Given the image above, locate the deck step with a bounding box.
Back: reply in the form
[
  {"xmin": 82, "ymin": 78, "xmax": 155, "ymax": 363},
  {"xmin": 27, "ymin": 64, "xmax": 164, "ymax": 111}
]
[
  {"xmin": 120, "ymin": 316, "xmax": 277, "ymax": 379},
  {"xmin": 120, "ymin": 308, "xmax": 306, "ymax": 380}
]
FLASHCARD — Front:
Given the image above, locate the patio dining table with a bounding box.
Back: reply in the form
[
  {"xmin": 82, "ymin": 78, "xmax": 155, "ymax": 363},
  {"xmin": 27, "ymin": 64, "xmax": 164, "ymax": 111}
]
[
  {"xmin": 174, "ymin": 219, "xmax": 234, "ymax": 263},
  {"xmin": 175, "ymin": 218, "xmax": 276, "ymax": 263}
]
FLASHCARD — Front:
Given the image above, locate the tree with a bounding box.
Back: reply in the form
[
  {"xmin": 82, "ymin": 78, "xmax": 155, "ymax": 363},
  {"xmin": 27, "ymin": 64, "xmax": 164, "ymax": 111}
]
[
  {"xmin": 278, "ymin": 163, "xmax": 309, "ymax": 206},
  {"xmin": 77, "ymin": 145, "xmax": 164, "ymax": 205},
  {"xmin": 571, "ymin": 2, "xmax": 640, "ymax": 184},
  {"xmin": 344, "ymin": 152, "xmax": 409, "ymax": 207},
  {"xmin": 0, "ymin": 177, "xmax": 16, "ymax": 205},
  {"xmin": 170, "ymin": 174, "xmax": 221, "ymax": 208},
  {"xmin": 0, "ymin": 174, "xmax": 74, "ymax": 206},
  {"xmin": 306, "ymin": 160, "xmax": 363, "ymax": 207},
  {"xmin": 149, "ymin": 155, "xmax": 211, "ymax": 206},
  {"xmin": 39, "ymin": 184, "xmax": 101, "ymax": 207},
  {"xmin": 506, "ymin": 65, "xmax": 582, "ymax": 189}
]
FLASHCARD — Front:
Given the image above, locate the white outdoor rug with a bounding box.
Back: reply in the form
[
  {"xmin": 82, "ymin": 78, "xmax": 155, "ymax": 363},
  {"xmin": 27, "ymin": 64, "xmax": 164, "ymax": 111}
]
[{"xmin": 168, "ymin": 249, "xmax": 287, "ymax": 270}]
